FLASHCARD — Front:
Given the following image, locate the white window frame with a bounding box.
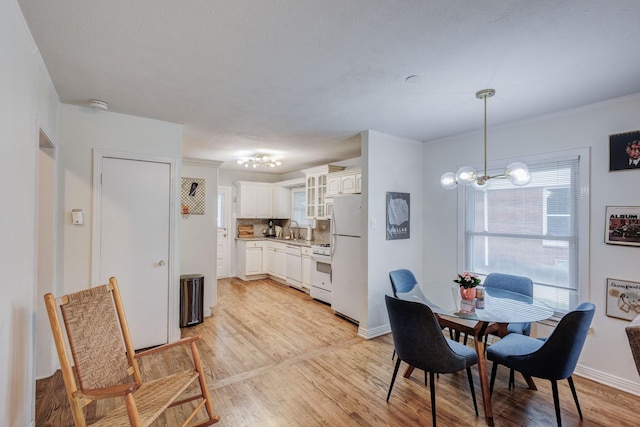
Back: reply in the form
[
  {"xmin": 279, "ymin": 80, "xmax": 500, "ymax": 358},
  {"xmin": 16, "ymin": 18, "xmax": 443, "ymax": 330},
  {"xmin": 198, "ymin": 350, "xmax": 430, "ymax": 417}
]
[
  {"xmin": 291, "ymin": 187, "xmax": 312, "ymax": 227},
  {"xmin": 457, "ymin": 148, "xmax": 590, "ymax": 314}
]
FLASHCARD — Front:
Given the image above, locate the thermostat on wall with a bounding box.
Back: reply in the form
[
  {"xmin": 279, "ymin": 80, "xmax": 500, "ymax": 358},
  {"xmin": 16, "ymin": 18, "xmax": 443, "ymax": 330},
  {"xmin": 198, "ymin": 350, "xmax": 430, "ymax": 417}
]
[{"xmin": 72, "ymin": 209, "xmax": 84, "ymax": 225}]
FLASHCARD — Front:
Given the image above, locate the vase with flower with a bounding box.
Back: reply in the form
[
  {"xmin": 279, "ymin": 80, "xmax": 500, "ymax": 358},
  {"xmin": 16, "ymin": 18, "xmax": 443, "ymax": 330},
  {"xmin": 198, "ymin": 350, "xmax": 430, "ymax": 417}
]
[{"xmin": 454, "ymin": 272, "xmax": 481, "ymax": 301}]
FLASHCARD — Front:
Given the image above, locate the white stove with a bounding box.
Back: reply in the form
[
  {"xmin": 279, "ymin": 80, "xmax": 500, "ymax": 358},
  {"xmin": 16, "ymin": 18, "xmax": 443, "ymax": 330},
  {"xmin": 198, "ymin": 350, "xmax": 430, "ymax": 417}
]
[{"xmin": 310, "ymin": 244, "xmax": 331, "ymax": 304}]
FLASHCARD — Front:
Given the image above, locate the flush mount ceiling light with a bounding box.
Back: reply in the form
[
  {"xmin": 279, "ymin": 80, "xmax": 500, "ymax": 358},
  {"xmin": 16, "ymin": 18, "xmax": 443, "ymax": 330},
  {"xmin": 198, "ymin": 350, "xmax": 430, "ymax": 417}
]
[
  {"xmin": 236, "ymin": 153, "xmax": 282, "ymax": 168},
  {"xmin": 440, "ymin": 89, "xmax": 531, "ymax": 190},
  {"xmin": 89, "ymin": 99, "xmax": 109, "ymax": 110}
]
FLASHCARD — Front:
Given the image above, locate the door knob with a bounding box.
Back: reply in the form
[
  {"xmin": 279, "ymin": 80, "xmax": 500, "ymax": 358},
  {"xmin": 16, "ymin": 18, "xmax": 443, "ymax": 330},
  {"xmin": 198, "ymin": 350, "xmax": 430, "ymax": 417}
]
[{"xmin": 158, "ymin": 260, "xmax": 166, "ymax": 266}]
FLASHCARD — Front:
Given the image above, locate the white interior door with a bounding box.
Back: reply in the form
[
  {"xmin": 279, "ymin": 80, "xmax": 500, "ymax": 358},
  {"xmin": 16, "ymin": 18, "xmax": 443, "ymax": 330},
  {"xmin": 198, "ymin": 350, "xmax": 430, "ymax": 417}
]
[
  {"xmin": 97, "ymin": 155, "xmax": 172, "ymax": 349},
  {"xmin": 217, "ymin": 186, "xmax": 231, "ymax": 278}
]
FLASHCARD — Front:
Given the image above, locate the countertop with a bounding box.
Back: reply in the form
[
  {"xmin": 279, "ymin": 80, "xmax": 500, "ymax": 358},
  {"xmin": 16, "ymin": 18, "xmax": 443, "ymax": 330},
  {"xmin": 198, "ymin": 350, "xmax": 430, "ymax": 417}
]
[{"xmin": 235, "ymin": 237, "xmax": 327, "ymax": 247}]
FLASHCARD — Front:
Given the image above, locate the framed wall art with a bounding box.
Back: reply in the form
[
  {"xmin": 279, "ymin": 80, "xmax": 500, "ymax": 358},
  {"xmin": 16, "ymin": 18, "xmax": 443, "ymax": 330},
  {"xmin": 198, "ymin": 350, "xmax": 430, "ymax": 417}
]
[
  {"xmin": 606, "ymin": 278, "xmax": 640, "ymax": 321},
  {"xmin": 609, "ymin": 130, "xmax": 640, "ymax": 171},
  {"xmin": 386, "ymin": 192, "xmax": 410, "ymax": 240},
  {"xmin": 181, "ymin": 177, "xmax": 205, "ymax": 215},
  {"xmin": 605, "ymin": 206, "xmax": 640, "ymax": 247}
]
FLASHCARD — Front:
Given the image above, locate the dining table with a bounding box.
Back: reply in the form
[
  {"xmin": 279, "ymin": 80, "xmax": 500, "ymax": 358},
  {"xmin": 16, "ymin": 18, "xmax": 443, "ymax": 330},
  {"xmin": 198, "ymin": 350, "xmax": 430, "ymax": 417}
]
[{"xmin": 397, "ymin": 284, "xmax": 554, "ymax": 427}]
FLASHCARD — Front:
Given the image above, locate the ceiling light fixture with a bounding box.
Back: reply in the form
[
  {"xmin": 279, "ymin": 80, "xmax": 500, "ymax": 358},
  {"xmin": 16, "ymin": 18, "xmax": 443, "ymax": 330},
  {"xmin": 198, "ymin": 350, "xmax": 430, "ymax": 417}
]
[
  {"xmin": 236, "ymin": 153, "xmax": 282, "ymax": 168},
  {"xmin": 89, "ymin": 99, "xmax": 109, "ymax": 110},
  {"xmin": 440, "ymin": 89, "xmax": 531, "ymax": 190}
]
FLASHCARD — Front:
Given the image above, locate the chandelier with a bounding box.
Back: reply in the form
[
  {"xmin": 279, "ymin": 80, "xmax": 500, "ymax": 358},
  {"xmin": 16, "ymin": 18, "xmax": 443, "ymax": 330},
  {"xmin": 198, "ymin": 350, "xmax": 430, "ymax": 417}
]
[
  {"xmin": 440, "ymin": 89, "xmax": 530, "ymax": 190},
  {"xmin": 236, "ymin": 153, "xmax": 282, "ymax": 168}
]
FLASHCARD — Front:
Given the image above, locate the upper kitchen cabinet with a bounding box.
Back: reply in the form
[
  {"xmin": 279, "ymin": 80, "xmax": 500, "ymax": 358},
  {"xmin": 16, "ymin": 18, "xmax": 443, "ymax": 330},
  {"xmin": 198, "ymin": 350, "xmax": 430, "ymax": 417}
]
[
  {"xmin": 326, "ymin": 167, "xmax": 362, "ymax": 197},
  {"xmin": 236, "ymin": 181, "xmax": 273, "ymax": 219},
  {"xmin": 272, "ymin": 186, "xmax": 291, "ymax": 219},
  {"xmin": 302, "ymin": 165, "xmax": 345, "ymax": 219}
]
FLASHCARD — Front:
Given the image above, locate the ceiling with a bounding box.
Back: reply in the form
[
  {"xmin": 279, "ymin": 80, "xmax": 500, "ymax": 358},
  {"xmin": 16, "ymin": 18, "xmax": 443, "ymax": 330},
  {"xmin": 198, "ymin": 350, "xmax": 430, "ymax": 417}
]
[{"xmin": 17, "ymin": 0, "xmax": 640, "ymax": 174}]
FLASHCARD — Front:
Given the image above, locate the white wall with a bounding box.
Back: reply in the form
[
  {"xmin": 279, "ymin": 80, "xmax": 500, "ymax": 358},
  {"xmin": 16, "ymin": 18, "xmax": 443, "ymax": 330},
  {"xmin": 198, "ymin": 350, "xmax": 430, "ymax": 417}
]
[
  {"xmin": 181, "ymin": 159, "xmax": 222, "ymax": 316},
  {"xmin": 57, "ymin": 105, "xmax": 182, "ymax": 295},
  {"xmin": 0, "ymin": 0, "xmax": 60, "ymax": 424},
  {"xmin": 422, "ymin": 93, "xmax": 640, "ymax": 395},
  {"xmin": 361, "ymin": 130, "xmax": 424, "ymax": 338}
]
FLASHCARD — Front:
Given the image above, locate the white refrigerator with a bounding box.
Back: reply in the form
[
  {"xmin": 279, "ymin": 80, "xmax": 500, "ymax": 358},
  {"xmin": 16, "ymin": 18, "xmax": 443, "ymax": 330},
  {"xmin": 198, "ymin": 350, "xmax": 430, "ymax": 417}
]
[{"xmin": 331, "ymin": 194, "xmax": 362, "ymax": 323}]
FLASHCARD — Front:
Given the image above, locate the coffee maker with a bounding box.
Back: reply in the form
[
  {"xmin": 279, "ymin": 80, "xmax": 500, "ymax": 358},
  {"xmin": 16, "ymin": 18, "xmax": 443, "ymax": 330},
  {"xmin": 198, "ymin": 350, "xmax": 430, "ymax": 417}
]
[{"xmin": 266, "ymin": 219, "xmax": 276, "ymax": 237}]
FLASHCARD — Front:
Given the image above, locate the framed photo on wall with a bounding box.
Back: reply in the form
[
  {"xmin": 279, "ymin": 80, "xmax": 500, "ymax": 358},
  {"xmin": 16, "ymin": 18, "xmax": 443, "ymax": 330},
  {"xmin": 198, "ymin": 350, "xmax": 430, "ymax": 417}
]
[
  {"xmin": 386, "ymin": 192, "xmax": 410, "ymax": 240},
  {"xmin": 605, "ymin": 206, "xmax": 640, "ymax": 247},
  {"xmin": 609, "ymin": 130, "xmax": 640, "ymax": 171},
  {"xmin": 606, "ymin": 278, "xmax": 640, "ymax": 321}
]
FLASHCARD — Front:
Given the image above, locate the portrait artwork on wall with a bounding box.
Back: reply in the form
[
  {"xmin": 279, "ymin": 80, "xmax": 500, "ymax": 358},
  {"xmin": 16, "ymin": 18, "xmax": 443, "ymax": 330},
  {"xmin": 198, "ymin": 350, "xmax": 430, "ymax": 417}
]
[
  {"xmin": 386, "ymin": 192, "xmax": 410, "ymax": 240},
  {"xmin": 606, "ymin": 278, "xmax": 640, "ymax": 321},
  {"xmin": 181, "ymin": 177, "xmax": 205, "ymax": 215},
  {"xmin": 604, "ymin": 206, "xmax": 640, "ymax": 247},
  {"xmin": 609, "ymin": 130, "xmax": 640, "ymax": 171}
]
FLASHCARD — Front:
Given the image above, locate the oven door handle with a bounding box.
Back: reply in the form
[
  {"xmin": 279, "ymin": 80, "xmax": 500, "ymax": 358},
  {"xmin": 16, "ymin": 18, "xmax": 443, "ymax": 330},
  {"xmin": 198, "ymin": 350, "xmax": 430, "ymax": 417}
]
[{"xmin": 311, "ymin": 254, "xmax": 330, "ymax": 262}]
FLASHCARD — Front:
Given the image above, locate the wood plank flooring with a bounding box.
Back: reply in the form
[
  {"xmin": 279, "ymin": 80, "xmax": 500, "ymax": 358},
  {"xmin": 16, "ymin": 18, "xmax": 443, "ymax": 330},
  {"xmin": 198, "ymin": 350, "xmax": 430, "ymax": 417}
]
[{"xmin": 36, "ymin": 277, "xmax": 640, "ymax": 426}]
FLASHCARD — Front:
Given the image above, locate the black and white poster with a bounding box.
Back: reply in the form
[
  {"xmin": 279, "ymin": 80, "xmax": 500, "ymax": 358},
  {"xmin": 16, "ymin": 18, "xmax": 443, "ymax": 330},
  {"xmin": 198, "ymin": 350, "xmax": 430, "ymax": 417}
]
[{"xmin": 386, "ymin": 192, "xmax": 410, "ymax": 240}]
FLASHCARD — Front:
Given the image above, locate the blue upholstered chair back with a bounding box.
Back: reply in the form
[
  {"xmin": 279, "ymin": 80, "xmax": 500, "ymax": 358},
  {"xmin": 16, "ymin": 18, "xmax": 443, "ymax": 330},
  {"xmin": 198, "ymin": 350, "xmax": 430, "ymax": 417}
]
[
  {"xmin": 483, "ymin": 273, "xmax": 533, "ymax": 297},
  {"xmin": 389, "ymin": 269, "xmax": 418, "ymax": 296},
  {"xmin": 505, "ymin": 302, "xmax": 595, "ymax": 380},
  {"xmin": 385, "ymin": 295, "xmax": 472, "ymax": 374}
]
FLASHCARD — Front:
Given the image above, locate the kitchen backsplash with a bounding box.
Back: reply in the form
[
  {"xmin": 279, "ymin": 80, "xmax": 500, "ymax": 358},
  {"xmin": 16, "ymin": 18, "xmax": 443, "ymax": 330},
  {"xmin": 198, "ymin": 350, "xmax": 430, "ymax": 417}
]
[{"xmin": 235, "ymin": 218, "xmax": 330, "ymax": 243}]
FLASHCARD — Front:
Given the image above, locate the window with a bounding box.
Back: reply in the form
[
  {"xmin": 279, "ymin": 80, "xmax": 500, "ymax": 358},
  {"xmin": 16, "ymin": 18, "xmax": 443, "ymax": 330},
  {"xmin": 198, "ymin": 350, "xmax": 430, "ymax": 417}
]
[
  {"xmin": 291, "ymin": 188, "xmax": 312, "ymax": 227},
  {"xmin": 460, "ymin": 149, "xmax": 589, "ymax": 314}
]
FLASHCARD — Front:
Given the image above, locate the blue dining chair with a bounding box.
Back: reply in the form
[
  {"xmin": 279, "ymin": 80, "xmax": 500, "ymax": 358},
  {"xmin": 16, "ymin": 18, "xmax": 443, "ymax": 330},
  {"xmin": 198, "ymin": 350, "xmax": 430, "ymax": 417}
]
[
  {"xmin": 385, "ymin": 295, "xmax": 479, "ymax": 426},
  {"xmin": 487, "ymin": 302, "xmax": 595, "ymax": 427},
  {"xmin": 484, "ymin": 272, "xmax": 534, "ymax": 336},
  {"xmin": 389, "ymin": 269, "xmax": 459, "ymax": 355},
  {"xmin": 389, "ymin": 269, "xmax": 421, "ymax": 297},
  {"xmin": 483, "ymin": 273, "xmax": 534, "ymax": 388}
]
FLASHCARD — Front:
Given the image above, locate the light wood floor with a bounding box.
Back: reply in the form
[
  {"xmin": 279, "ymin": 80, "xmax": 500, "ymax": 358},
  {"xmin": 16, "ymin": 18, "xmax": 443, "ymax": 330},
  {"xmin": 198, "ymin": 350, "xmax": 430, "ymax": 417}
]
[{"xmin": 36, "ymin": 277, "xmax": 640, "ymax": 426}]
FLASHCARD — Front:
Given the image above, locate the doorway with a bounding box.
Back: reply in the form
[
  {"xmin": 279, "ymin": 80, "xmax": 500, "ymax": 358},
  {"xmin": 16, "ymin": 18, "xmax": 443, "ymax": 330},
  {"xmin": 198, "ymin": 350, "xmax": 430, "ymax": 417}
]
[
  {"xmin": 217, "ymin": 186, "xmax": 232, "ymax": 278},
  {"xmin": 35, "ymin": 130, "xmax": 56, "ymax": 379}
]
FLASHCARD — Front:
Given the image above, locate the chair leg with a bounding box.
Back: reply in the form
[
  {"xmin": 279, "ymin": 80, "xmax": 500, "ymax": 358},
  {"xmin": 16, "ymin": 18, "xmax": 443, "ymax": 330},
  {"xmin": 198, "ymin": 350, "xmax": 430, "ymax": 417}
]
[
  {"xmin": 392, "ymin": 349, "xmax": 396, "ymax": 360},
  {"xmin": 489, "ymin": 362, "xmax": 498, "ymax": 396},
  {"xmin": 429, "ymin": 371, "xmax": 437, "ymax": 427},
  {"xmin": 425, "ymin": 370, "xmax": 428, "ymax": 386},
  {"xmin": 509, "ymin": 368, "xmax": 515, "ymax": 390},
  {"xmin": 551, "ymin": 380, "xmax": 562, "ymax": 427},
  {"xmin": 567, "ymin": 376, "xmax": 583, "ymax": 419},
  {"xmin": 386, "ymin": 357, "xmax": 402, "ymax": 402},
  {"xmin": 463, "ymin": 333, "xmax": 468, "ymax": 346},
  {"xmin": 466, "ymin": 367, "xmax": 479, "ymax": 416}
]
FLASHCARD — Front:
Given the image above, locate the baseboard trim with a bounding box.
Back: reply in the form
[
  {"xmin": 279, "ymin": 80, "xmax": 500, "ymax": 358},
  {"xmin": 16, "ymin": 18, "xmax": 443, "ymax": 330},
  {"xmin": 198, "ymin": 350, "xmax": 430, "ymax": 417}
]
[
  {"xmin": 574, "ymin": 364, "xmax": 640, "ymax": 397},
  {"xmin": 358, "ymin": 323, "xmax": 391, "ymax": 340}
]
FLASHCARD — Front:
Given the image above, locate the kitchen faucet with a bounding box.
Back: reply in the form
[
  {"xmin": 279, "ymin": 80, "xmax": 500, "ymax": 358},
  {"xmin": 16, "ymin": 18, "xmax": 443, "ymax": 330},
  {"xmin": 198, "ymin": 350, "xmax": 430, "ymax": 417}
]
[{"xmin": 289, "ymin": 220, "xmax": 300, "ymax": 239}]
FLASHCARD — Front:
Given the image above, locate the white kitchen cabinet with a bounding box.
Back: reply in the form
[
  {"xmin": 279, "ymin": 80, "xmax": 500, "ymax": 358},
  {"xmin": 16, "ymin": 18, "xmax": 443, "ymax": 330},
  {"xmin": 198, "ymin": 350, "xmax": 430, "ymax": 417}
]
[
  {"xmin": 272, "ymin": 186, "xmax": 291, "ymax": 219},
  {"xmin": 326, "ymin": 168, "xmax": 362, "ymax": 196},
  {"xmin": 236, "ymin": 181, "xmax": 273, "ymax": 219},
  {"xmin": 302, "ymin": 165, "xmax": 345, "ymax": 219},
  {"xmin": 285, "ymin": 245, "xmax": 302, "ymax": 289},
  {"xmin": 236, "ymin": 240, "xmax": 265, "ymax": 280},
  {"xmin": 301, "ymin": 247, "xmax": 312, "ymax": 290},
  {"xmin": 265, "ymin": 241, "xmax": 287, "ymax": 280}
]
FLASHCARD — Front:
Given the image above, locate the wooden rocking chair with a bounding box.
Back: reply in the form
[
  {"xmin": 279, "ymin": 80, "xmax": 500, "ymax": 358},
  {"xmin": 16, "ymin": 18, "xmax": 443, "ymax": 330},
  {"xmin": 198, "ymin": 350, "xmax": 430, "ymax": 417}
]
[{"xmin": 44, "ymin": 277, "xmax": 220, "ymax": 427}]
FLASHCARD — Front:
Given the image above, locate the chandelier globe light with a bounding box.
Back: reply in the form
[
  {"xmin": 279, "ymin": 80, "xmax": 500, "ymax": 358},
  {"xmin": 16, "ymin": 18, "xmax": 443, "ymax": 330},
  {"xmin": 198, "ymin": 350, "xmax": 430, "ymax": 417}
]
[
  {"xmin": 236, "ymin": 153, "xmax": 282, "ymax": 168},
  {"xmin": 440, "ymin": 89, "xmax": 531, "ymax": 190}
]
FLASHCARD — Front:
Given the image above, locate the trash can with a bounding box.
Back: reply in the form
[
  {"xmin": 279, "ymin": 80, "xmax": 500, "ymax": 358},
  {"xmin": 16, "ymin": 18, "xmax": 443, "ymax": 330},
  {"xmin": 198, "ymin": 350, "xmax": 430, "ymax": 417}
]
[{"xmin": 180, "ymin": 274, "xmax": 204, "ymax": 327}]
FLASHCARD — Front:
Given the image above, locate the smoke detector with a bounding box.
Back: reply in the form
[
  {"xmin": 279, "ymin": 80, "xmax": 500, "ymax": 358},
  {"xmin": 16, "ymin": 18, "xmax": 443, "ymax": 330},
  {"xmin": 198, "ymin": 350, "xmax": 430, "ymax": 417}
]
[{"xmin": 89, "ymin": 99, "xmax": 109, "ymax": 110}]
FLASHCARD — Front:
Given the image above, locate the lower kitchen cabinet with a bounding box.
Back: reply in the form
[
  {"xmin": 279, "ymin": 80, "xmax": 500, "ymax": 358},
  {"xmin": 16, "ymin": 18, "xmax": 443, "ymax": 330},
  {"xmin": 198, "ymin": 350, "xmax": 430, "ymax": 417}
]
[
  {"xmin": 236, "ymin": 240, "xmax": 266, "ymax": 280},
  {"xmin": 265, "ymin": 241, "xmax": 287, "ymax": 280}
]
